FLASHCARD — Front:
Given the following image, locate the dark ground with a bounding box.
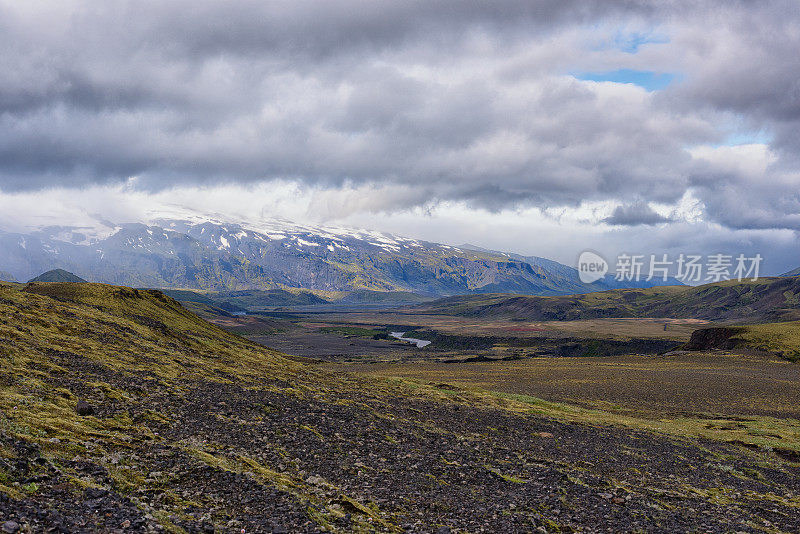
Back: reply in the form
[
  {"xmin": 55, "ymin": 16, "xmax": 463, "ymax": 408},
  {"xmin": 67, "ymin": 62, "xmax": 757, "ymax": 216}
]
[
  {"xmin": 4, "ymin": 284, "xmax": 800, "ymax": 534},
  {"xmin": 328, "ymin": 351, "xmax": 800, "ymax": 419},
  {"xmin": 3, "ymin": 349, "xmax": 800, "ymax": 533}
]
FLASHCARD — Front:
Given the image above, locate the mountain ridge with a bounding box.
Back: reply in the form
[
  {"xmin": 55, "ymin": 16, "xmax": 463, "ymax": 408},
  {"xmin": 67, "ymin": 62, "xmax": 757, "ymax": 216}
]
[
  {"xmin": 412, "ymin": 276, "xmax": 800, "ymax": 324},
  {"xmin": 457, "ymin": 243, "xmax": 684, "ymax": 290},
  {"xmin": 0, "ymin": 218, "xmax": 680, "ymax": 297}
]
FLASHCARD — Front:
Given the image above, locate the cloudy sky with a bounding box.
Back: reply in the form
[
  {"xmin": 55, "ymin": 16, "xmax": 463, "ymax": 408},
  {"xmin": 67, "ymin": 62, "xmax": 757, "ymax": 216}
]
[{"xmin": 1, "ymin": 0, "xmax": 799, "ymax": 272}]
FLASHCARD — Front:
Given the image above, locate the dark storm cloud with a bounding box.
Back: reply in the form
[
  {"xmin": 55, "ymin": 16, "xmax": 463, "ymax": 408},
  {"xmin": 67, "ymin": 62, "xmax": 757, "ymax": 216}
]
[
  {"xmin": 603, "ymin": 201, "xmax": 671, "ymax": 226},
  {"xmin": 663, "ymin": 0, "xmax": 800, "ymax": 162},
  {"xmin": 0, "ymin": 0, "xmax": 799, "ymax": 232}
]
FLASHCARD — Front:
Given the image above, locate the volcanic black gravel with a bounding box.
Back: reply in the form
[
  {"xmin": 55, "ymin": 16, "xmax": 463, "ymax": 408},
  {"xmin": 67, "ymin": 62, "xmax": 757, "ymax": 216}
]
[{"xmin": 2, "ymin": 350, "xmax": 800, "ymax": 533}]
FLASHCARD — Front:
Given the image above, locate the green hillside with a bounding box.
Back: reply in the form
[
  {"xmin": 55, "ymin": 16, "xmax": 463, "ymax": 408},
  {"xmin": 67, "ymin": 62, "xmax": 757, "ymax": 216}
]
[
  {"xmin": 28, "ymin": 269, "xmax": 87, "ymax": 283},
  {"xmin": 737, "ymin": 321, "xmax": 800, "ymax": 361},
  {"xmin": 337, "ymin": 289, "xmax": 433, "ymax": 304},
  {"xmin": 3, "ymin": 281, "xmax": 800, "ymax": 531},
  {"xmin": 158, "ymin": 288, "xmax": 328, "ymax": 308},
  {"xmin": 415, "ymin": 277, "xmax": 800, "ymax": 323},
  {"xmin": 158, "ymin": 287, "xmax": 435, "ymax": 310},
  {"xmin": 685, "ymin": 321, "xmax": 800, "ymax": 362}
]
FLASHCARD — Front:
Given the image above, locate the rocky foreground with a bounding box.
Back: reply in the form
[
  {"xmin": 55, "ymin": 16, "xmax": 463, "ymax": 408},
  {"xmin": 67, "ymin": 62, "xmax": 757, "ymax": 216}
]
[{"xmin": 1, "ymin": 282, "xmax": 800, "ymax": 533}]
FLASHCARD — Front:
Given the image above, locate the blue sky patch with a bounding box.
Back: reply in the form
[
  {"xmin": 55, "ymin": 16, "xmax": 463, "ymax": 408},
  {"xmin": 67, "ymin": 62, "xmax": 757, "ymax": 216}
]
[
  {"xmin": 573, "ymin": 69, "xmax": 678, "ymax": 91},
  {"xmin": 723, "ymin": 130, "xmax": 773, "ymax": 146},
  {"xmin": 613, "ymin": 30, "xmax": 669, "ymax": 53}
]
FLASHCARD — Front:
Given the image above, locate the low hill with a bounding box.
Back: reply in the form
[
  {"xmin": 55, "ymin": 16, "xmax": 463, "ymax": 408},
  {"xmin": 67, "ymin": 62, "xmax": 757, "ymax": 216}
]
[
  {"xmin": 179, "ymin": 300, "xmax": 237, "ymax": 319},
  {"xmin": 160, "ymin": 287, "xmax": 329, "ymax": 309},
  {"xmin": 156, "ymin": 288, "xmax": 217, "ymax": 305},
  {"xmin": 160, "ymin": 287, "xmax": 433, "ymax": 310},
  {"xmin": 337, "ymin": 289, "xmax": 433, "ymax": 304},
  {"xmin": 684, "ymin": 321, "xmax": 800, "ymax": 361},
  {"xmin": 14, "ymin": 281, "xmax": 285, "ymax": 375},
  {"xmin": 413, "ymin": 277, "xmax": 800, "ymax": 323},
  {"xmin": 3, "ymin": 281, "xmax": 800, "ymax": 531},
  {"xmin": 222, "ymin": 289, "xmax": 329, "ymax": 307},
  {"xmin": 28, "ymin": 268, "xmax": 87, "ymax": 283}
]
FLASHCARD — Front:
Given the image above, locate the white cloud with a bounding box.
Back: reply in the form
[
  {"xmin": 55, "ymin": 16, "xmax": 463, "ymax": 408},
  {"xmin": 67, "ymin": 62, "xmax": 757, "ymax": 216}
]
[
  {"xmin": 3, "ymin": 181, "xmax": 796, "ymax": 275},
  {"xmin": 689, "ymin": 143, "xmax": 777, "ymax": 177}
]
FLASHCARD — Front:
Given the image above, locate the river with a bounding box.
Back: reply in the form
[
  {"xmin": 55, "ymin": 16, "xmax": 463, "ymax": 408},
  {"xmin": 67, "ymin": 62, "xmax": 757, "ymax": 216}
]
[{"xmin": 389, "ymin": 331, "xmax": 431, "ymax": 348}]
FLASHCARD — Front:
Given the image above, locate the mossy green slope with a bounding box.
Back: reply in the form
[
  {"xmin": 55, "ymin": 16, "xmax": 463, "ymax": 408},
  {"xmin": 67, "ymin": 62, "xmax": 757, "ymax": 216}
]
[
  {"xmin": 704, "ymin": 321, "xmax": 800, "ymax": 362},
  {"xmin": 0, "ymin": 282, "xmax": 381, "ymax": 531},
  {"xmin": 737, "ymin": 321, "xmax": 800, "ymax": 361},
  {"xmin": 4, "ymin": 282, "xmax": 294, "ymax": 384},
  {"xmin": 27, "ymin": 269, "xmax": 87, "ymax": 283},
  {"xmin": 3, "ymin": 282, "xmax": 800, "ymax": 532},
  {"xmin": 417, "ymin": 276, "xmax": 800, "ymax": 323}
]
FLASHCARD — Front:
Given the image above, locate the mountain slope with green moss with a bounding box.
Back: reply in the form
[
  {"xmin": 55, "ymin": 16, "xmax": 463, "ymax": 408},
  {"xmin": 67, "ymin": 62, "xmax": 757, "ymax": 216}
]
[
  {"xmin": 684, "ymin": 321, "xmax": 800, "ymax": 362},
  {"xmin": 2, "ymin": 282, "xmax": 800, "ymax": 532},
  {"xmin": 415, "ymin": 276, "xmax": 800, "ymax": 323},
  {"xmin": 27, "ymin": 269, "xmax": 87, "ymax": 283}
]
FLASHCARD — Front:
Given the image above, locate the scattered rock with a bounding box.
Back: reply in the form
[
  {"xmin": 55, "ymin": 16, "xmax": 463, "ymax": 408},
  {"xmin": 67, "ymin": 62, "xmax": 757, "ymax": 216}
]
[
  {"xmin": 4, "ymin": 316, "xmax": 800, "ymax": 534},
  {"xmin": 1, "ymin": 521, "xmax": 20, "ymax": 534},
  {"xmin": 305, "ymin": 475, "xmax": 326, "ymax": 485},
  {"xmin": 76, "ymin": 400, "xmax": 95, "ymax": 416},
  {"xmin": 85, "ymin": 487, "xmax": 109, "ymax": 499}
]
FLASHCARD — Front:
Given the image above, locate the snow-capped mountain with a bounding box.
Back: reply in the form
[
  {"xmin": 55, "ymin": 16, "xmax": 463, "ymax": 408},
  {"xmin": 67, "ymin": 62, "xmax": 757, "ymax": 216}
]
[{"xmin": 0, "ymin": 217, "xmax": 678, "ymax": 295}]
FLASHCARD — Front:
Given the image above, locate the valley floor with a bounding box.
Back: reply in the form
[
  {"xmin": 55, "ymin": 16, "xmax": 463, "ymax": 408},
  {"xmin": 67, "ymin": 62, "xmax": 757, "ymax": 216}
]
[{"xmin": 327, "ymin": 351, "xmax": 800, "ymax": 419}]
